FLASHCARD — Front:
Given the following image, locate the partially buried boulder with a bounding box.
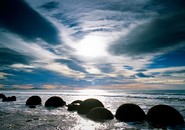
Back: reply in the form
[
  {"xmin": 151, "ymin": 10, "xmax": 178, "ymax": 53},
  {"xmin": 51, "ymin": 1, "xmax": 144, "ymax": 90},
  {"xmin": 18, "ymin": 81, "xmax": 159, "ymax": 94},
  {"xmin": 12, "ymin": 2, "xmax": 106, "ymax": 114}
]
[
  {"xmin": 71, "ymin": 100, "xmax": 83, "ymax": 104},
  {"xmin": 0, "ymin": 94, "xmax": 5, "ymax": 99},
  {"xmin": 77, "ymin": 98, "xmax": 104, "ymax": 115},
  {"xmin": 45, "ymin": 96, "xmax": 66, "ymax": 108},
  {"xmin": 147, "ymin": 104, "xmax": 184, "ymax": 127},
  {"xmin": 87, "ymin": 107, "xmax": 114, "ymax": 121},
  {"xmin": 67, "ymin": 100, "xmax": 83, "ymax": 111},
  {"xmin": 26, "ymin": 96, "xmax": 42, "ymax": 106},
  {"xmin": 2, "ymin": 96, "xmax": 16, "ymax": 102},
  {"xmin": 68, "ymin": 104, "xmax": 79, "ymax": 111},
  {"xmin": 115, "ymin": 103, "xmax": 146, "ymax": 122}
]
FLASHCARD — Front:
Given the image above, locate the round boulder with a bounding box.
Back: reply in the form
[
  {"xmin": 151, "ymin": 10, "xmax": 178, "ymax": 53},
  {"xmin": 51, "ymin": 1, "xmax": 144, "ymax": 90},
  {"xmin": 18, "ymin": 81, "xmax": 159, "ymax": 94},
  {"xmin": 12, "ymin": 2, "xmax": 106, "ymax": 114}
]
[
  {"xmin": 67, "ymin": 100, "xmax": 83, "ymax": 111},
  {"xmin": 68, "ymin": 104, "xmax": 79, "ymax": 111},
  {"xmin": 45, "ymin": 96, "xmax": 66, "ymax": 107},
  {"xmin": 77, "ymin": 98, "xmax": 104, "ymax": 115},
  {"xmin": 71, "ymin": 100, "xmax": 83, "ymax": 105},
  {"xmin": 87, "ymin": 107, "xmax": 114, "ymax": 121},
  {"xmin": 26, "ymin": 96, "xmax": 42, "ymax": 106},
  {"xmin": 115, "ymin": 103, "xmax": 146, "ymax": 122},
  {"xmin": 147, "ymin": 104, "xmax": 184, "ymax": 127}
]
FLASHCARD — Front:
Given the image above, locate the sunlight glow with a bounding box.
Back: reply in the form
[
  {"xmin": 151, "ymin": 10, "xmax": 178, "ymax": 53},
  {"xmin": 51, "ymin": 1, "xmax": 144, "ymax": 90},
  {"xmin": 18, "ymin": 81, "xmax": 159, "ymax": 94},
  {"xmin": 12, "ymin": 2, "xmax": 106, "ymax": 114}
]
[
  {"xmin": 75, "ymin": 35, "xmax": 108, "ymax": 58},
  {"xmin": 78, "ymin": 89, "xmax": 108, "ymax": 96}
]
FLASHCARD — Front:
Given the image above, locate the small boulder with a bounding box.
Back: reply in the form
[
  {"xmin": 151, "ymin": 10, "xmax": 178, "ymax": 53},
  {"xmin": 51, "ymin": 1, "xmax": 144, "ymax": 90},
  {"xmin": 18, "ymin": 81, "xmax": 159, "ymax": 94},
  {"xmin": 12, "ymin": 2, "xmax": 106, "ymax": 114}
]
[
  {"xmin": 77, "ymin": 98, "xmax": 104, "ymax": 115},
  {"xmin": 0, "ymin": 94, "xmax": 5, "ymax": 99},
  {"xmin": 2, "ymin": 96, "xmax": 16, "ymax": 102},
  {"xmin": 87, "ymin": 107, "xmax": 114, "ymax": 121},
  {"xmin": 26, "ymin": 96, "xmax": 42, "ymax": 106},
  {"xmin": 71, "ymin": 100, "xmax": 83, "ymax": 105},
  {"xmin": 147, "ymin": 104, "xmax": 184, "ymax": 127},
  {"xmin": 115, "ymin": 103, "xmax": 146, "ymax": 122},
  {"xmin": 67, "ymin": 100, "xmax": 83, "ymax": 111},
  {"xmin": 68, "ymin": 104, "xmax": 79, "ymax": 111},
  {"xmin": 45, "ymin": 96, "xmax": 66, "ymax": 108}
]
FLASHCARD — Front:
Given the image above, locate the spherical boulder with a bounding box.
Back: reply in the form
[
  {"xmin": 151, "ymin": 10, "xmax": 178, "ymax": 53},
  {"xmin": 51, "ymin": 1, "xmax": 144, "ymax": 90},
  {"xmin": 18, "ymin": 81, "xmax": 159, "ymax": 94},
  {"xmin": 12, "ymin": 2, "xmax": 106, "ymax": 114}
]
[
  {"xmin": 87, "ymin": 107, "xmax": 114, "ymax": 121},
  {"xmin": 77, "ymin": 98, "xmax": 104, "ymax": 115},
  {"xmin": 26, "ymin": 96, "xmax": 42, "ymax": 106},
  {"xmin": 115, "ymin": 103, "xmax": 146, "ymax": 122},
  {"xmin": 45, "ymin": 96, "xmax": 66, "ymax": 108},
  {"xmin": 0, "ymin": 94, "xmax": 5, "ymax": 99},
  {"xmin": 147, "ymin": 104, "xmax": 184, "ymax": 127}
]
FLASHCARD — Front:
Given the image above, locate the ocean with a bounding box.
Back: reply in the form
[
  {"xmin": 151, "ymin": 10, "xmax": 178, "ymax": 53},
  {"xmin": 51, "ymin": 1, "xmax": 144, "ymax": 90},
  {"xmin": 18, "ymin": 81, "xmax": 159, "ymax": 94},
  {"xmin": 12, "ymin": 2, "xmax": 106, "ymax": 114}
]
[{"xmin": 0, "ymin": 89, "xmax": 185, "ymax": 130}]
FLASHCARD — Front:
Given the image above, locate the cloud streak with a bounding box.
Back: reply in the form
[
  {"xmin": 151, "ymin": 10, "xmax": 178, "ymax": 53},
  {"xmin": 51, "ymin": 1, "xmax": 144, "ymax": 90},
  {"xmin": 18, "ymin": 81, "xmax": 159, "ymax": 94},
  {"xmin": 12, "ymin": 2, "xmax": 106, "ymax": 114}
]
[{"xmin": 0, "ymin": 0, "xmax": 61, "ymax": 44}]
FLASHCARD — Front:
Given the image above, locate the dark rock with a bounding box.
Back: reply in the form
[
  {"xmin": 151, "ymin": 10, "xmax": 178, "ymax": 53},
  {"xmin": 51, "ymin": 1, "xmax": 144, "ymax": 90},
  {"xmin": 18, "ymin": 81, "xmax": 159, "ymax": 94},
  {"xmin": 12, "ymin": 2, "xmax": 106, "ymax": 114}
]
[
  {"xmin": 147, "ymin": 104, "xmax": 184, "ymax": 127},
  {"xmin": 29, "ymin": 105, "xmax": 36, "ymax": 108},
  {"xmin": 71, "ymin": 100, "xmax": 83, "ymax": 105},
  {"xmin": 0, "ymin": 94, "xmax": 5, "ymax": 99},
  {"xmin": 2, "ymin": 96, "xmax": 16, "ymax": 102},
  {"xmin": 77, "ymin": 98, "xmax": 104, "ymax": 115},
  {"xmin": 67, "ymin": 100, "xmax": 83, "ymax": 111},
  {"xmin": 67, "ymin": 104, "xmax": 79, "ymax": 111},
  {"xmin": 45, "ymin": 96, "xmax": 66, "ymax": 107},
  {"xmin": 87, "ymin": 107, "xmax": 114, "ymax": 121},
  {"xmin": 115, "ymin": 103, "xmax": 146, "ymax": 122},
  {"xmin": 26, "ymin": 96, "xmax": 42, "ymax": 106}
]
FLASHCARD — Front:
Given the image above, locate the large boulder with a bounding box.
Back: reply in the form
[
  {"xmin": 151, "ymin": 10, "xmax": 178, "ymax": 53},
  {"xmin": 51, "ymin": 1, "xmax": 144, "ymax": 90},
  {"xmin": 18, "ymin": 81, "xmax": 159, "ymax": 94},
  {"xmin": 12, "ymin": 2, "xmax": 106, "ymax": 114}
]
[
  {"xmin": 147, "ymin": 104, "xmax": 184, "ymax": 127},
  {"xmin": 0, "ymin": 94, "xmax": 5, "ymax": 99},
  {"xmin": 45, "ymin": 96, "xmax": 66, "ymax": 108},
  {"xmin": 2, "ymin": 96, "xmax": 16, "ymax": 102},
  {"xmin": 77, "ymin": 98, "xmax": 104, "ymax": 115},
  {"xmin": 87, "ymin": 107, "xmax": 114, "ymax": 121},
  {"xmin": 26, "ymin": 96, "xmax": 42, "ymax": 106},
  {"xmin": 115, "ymin": 103, "xmax": 146, "ymax": 122}
]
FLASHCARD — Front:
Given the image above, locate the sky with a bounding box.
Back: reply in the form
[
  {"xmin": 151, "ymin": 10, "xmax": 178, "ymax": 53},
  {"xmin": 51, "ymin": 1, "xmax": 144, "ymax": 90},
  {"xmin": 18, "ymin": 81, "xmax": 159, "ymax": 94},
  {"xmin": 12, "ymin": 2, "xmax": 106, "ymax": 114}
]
[{"xmin": 0, "ymin": 0, "xmax": 185, "ymax": 90}]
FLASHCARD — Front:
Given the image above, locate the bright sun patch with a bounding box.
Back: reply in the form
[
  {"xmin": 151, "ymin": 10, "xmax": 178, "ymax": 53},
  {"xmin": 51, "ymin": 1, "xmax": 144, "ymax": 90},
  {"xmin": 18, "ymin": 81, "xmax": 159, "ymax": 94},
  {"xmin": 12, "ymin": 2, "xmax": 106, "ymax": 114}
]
[{"xmin": 75, "ymin": 35, "xmax": 108, "ymax": 58}]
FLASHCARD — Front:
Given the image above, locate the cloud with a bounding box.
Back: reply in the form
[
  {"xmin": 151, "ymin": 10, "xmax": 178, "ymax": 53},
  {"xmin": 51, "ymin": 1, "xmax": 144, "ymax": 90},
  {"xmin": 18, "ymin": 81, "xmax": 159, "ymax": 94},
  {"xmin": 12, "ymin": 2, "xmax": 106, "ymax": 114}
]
[
  {"xmin": 0, "ymin": 0, "xmax": 61, "ymax": 44},
  {"xmin": 0, "ymin": 47, "xmax": 31, "ymax": 66},
  {"xmin": 109, "ymin": 11, "xmax": 185, "ymax": 56},
  {"xmin": 109, "ymin": 1, "xmax": 185, "ymax": 56},
  {"xmin": 40, "ymin": 1, "xmax": 59, "ymax": 10},
  {"xmin": 134, "ymin": 72, "xmax": 154, "ymax": 78},
  {"xmin": 0, "ymin": 72, "xmax": 12, "ymax": 79}
]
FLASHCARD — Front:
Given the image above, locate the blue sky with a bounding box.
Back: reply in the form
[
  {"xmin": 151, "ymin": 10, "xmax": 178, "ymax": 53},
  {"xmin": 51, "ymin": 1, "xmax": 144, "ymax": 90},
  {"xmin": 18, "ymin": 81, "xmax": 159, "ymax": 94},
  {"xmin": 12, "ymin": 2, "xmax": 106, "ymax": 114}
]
[{"xmin": 0, "ymin": 0, "xmax": 185, "ymax": 90}]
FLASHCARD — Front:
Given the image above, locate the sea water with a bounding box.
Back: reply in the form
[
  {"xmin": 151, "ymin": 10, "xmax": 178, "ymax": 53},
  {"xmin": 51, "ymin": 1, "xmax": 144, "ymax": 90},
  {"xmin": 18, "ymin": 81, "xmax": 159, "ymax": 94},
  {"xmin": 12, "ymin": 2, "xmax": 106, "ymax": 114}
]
[{"xmin": 0, "ymin": 89, "xmax": 185, "ymax": 130}]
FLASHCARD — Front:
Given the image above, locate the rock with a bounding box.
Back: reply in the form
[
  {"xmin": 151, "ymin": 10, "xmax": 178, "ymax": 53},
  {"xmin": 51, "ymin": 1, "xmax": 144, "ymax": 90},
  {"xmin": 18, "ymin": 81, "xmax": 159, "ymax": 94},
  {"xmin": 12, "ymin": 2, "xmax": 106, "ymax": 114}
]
[
  {"xmin": 0, "ymin": 94, "xmax": 5, "ymax": 99},
  {"xmin": 147, "ymin": 104, "xmax": 184, "ymax": 127},
  {"xmin": 67, "ymin": 104, "xmax": 79, "ymax": 111},
  {"xmin": 115, "ymin": 103, "xmax": 146, "ymax": 122},
  {"xmin": 67, "ymin": 100, "xmax": 83, "ymax": 111},
  {"xmin": 2, "ymin": 96, "xmax": 16, "ymax": 102},
  {"xmin": 26, "ymin": 96, "xmax": 42, "ymax": 106},
  {"xmin": 77, "ymin": 98, "xmax": 104, "ymax": 115},
  {"xmin": 45, "ymin": 96, "xmax": 66, "ymax": 107},
  {"xmin": 71, "ymin": 100, "xmax": 83, "ymax": 105},
  {"xmin": 87, "ymin": 107, "xmax": 114, "ymax": 121}
]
